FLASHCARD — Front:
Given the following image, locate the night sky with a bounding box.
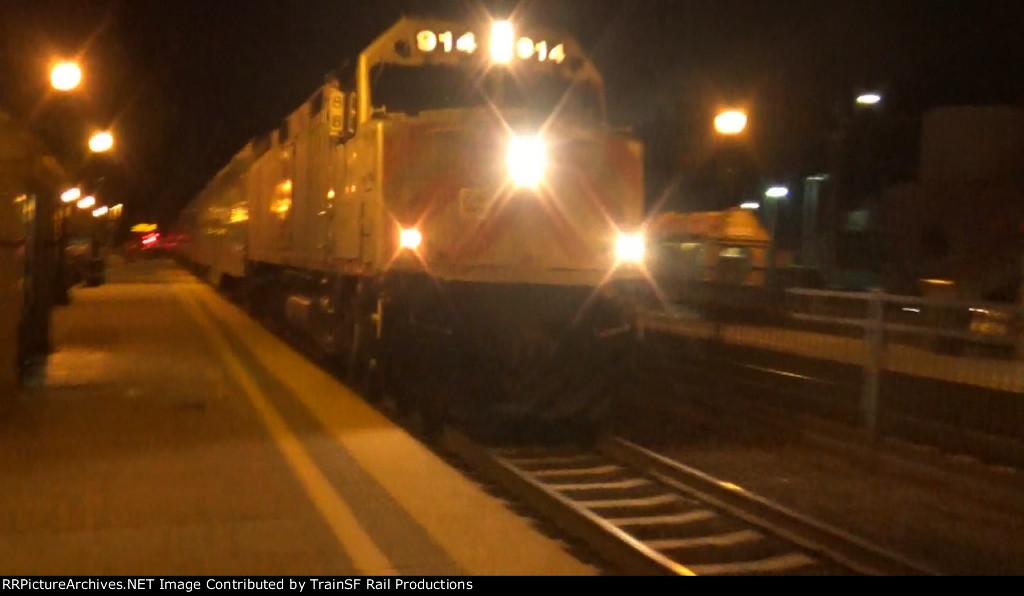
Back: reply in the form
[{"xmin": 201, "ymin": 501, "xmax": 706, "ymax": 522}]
[{"xmin": 1, "ymin": 1, "xmax": 1021, "ymax": 226}]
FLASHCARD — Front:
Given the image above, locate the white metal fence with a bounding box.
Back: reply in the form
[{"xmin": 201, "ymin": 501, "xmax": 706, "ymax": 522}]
[{"xmin": 638, "ymin": 287, "xmax": 1024, "ymax": 446}]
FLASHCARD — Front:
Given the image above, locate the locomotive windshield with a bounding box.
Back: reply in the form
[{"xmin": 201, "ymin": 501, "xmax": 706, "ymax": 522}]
[{"xmin": 369, "ymin": 63, "xmax": 603, "ymax": 123}]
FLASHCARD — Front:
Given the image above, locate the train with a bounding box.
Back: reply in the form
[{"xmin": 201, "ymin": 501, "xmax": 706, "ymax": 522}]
[{"xmin": 177, "ymin": 17, "xmax": 648, "ymax": 428}]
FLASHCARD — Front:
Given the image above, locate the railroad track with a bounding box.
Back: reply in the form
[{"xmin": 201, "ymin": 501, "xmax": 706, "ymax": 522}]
[
  {"xmin": 444, "ymin": 429, "xmax": 940, "ymax": 576},
  {"xmin": 202, "ymin": 274, "xmax": 941, "ymax": 576}
]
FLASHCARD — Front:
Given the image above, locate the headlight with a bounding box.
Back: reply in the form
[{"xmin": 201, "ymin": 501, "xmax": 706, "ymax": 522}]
[
  {"xmin": 507, "ymin": 135, "xmax": 547, "ymax": 189},
  {"xmin": 615, "ymin": 232, "xmax": 645, "ymax": 264},
  {"xmin": 490, "ymin": 21, "xmax": 515, "ymax": 65},
  {"xmin": 399, "ymin": 228, "xmax": 422, "ymax": 251}
]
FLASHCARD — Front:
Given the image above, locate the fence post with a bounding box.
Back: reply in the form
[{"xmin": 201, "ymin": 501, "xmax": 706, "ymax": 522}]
[
  {"xmin": 1018, "ymin": 302, "xmax": 1024, "ymax": 362},
  {"xmin": 862, "ymin": 288, "xmax": 884, "ymax": 442},
  {"xmin": 1018, "ymin": 257, "xmax": 1024, "ymax": 362}
]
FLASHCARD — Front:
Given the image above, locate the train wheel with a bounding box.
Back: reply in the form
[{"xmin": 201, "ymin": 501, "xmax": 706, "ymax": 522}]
[
  {"xmin": 345, "ymin": 312, "xmax": 369, "ymax": 384},
  {"xmin": 380, "ymin": 306, "xmax": 447, "ymax": 438},
  {"xmin": 399, "ymin": 351, "xmax": 446, "ymax": 440},
  {"xmin": 343, "ymin": 290, "xmax": 384, "ymax": 403},
  {"xmin": 414, "ymin": 392, "xmax": 446, "ymax": 441},
  {"xmin": 244, "ymin": 278, "xmax": 266, "ymax": 320},
  {"xmin": 313, "ymin": 280, "xmax": 341, "ymax": 356}
]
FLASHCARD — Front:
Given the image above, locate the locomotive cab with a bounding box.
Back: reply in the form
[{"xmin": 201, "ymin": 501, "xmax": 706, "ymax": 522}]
[
  {"xmin": 345, "ymin": 19, "xmax": 649, "ymax": 425},
  {"xmin": 349, "ymin": 18, "xmax": 646, "ymax": 287}
]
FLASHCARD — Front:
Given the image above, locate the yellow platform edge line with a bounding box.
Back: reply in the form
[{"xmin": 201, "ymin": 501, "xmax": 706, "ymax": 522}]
[
  {"xmin": 187, "ymin": 282, "xmax": 597, "ymax": 576},
  {"xmin": 173, "ymin": 284, "xmax": 396, "ymax": 575}
]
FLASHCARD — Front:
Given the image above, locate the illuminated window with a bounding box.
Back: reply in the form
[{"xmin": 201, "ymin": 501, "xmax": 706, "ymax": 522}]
[
  {"xmin": 273, "ymin": 181, "xmax": 292, "ymax": 220},
  {"xmin": 229, "ymin": 205, "xmax": 249, "ymax": 223},
  {"xmin": 274, "ymin": 146, "xmax": 294, "ymax": 220}
]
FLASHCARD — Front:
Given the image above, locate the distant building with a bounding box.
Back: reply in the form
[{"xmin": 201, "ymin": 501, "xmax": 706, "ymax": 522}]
[{"xmin": 882, "ymin": 105, "xmax": 1024, "ymax": 299}]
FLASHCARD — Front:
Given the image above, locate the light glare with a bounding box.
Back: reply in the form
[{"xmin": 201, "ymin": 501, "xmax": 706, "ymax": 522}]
[
  {"xmin": 507, "ymin": 135, "xmax": 547, "ymax": 189},
  {"xmin": 92, "ymin": 206, "xmax": 109, "ymax": 218},
  {"xmin": 616, "ymin": 233, "xmax": 646, "ymax": 265},
  {"xmin": 765, "ymin": 186, "xmax": 789, "ymax": 199},
  {"xmin": 516, "ymin": 37, "xmax": 535, "ymax": 59},
  {"xmin": 856, "ymin": 93, "xmax": 882, "ymax": 106},
  {"xmin": 89, "ymin": 131, "xmax": 114, "ymax": 153},
  {"xmin": 77, "ymin": 196, "xmax": 96, "ymax": 210},
  {"xmin": 740, "ymin": 202, "xmax": 760, "ymax": 210},
  {"xmin": 714, "ymin": 110, "xmax": 747, "ymax": 135},
  {"xmin": 50, "ymin": 62, "xmax": 82, "ymax": 91},
  {"xmin": 490, "ymin": 21, "xmax": 515, "ymax": 64},
  {"xmin": 61, "ymin": 187, "xmax": 82, "ymax": 203},
  {"xmin": 399, "ymin": 228, "xmax": 423, "ymax": 251}
]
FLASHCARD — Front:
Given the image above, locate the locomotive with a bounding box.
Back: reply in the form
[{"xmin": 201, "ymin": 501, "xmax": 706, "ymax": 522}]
[{"xmin": 178, "ymin": 17, "xmax": 648, "ymax": 427}]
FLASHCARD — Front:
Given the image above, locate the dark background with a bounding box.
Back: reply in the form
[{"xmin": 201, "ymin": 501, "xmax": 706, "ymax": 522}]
[{"xmin": 1, "ymin": 0, "xmax": 1021, "ymax": 228}]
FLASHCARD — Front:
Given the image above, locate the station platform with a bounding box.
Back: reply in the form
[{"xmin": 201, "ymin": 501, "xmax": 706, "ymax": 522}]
[{"xmin": 0, "ymin": 259, "xmax": 596, "ymax": 575}]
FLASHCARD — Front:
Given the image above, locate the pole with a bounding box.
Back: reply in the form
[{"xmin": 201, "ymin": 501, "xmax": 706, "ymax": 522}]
[
  {"xmin": 824, "ymin": 98, "xmax": 848, "ymax": 287},
  {"xmin": 1018, "ymin": 256, "xmax": 1024, "ymax": 362},
  {"xmin": 863, "ymin": 288, "xmax": 884, "ymax": 442},
  {"xmin": 801, "ymin": 176, "xmax": 823, "ymax": 270},
  {"xmin": 766, "ymin": 197, "xmax": 779, "ymax": 289},
  {"xmin": 54, "ymin": 205, "xmax": 71, "ymax": 304},
  {"xmin": 25, "ymin": 188, "xmax": 57, "ymax": 361},
  {"xmin": 724, "ymin": 166, "xmax": 738, "ymax": 212},
  {"xmin": 0, "ymin": 176, "xmax": 23, "ymax": 395}
]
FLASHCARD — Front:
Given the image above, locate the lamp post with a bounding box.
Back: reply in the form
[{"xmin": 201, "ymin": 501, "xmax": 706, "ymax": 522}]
[
  {"xmin": 822, "ymin": 90, "xmax": 884, "ymax": 286},
  {"xmin": 56, "ymin": 130, "xmax": 116, "ymax": 297},
  {"xmin": 713, "ymin": 109, "xmax": 749, "ymax": 211},
  {"xmin": 46, "ymin": 64, "xmax": 118, "ymax": 302},
  {"xmin": 47, "ymin": 61, "xmax": 94, "ymax": 305},
  {"xmin": 85, "ymin": 131, "xmax": 114, "ymax": 275},
  {"xmin": 764, "ymin": 185, "xmax": 789, "ymax": 288}
]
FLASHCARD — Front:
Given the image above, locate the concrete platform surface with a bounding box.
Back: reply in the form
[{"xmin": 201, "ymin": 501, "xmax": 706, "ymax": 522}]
[{"xmin": 0, "ymin": 260, "xmax": 596, "ymax": 576}]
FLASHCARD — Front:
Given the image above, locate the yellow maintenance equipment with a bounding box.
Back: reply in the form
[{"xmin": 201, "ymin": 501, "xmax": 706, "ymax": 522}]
[{"xmin": 650, "ymin": 208, "xmax": 771, "ymax": 286}]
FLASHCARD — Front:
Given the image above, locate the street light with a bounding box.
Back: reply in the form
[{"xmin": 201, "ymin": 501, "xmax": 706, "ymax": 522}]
[
  {"xmin": 714, "ymin": 110, "xmax": 747, "ymax": 135},
  {"xmin": 855, "ymin": 92, "xmax": 883, "ymax": 107},
  {"xmin": 92, "ymin": 206, "xmax": 109, "ymax": 218},
  {"xmin": 765, "ymin": 186, "xmax": 790, "ymax": 199},
  {"xmin": 48, "ymin": 61, "xmax": 86, "ymax": 306},
  {"xmin": 77, "ymin": 196, "xmax": 96, "ymax": 210},
  {"xmin": 489, "ymin": 20, "xmax": 515, "ymax": 65},
  {"xmin": 88, "ymin": 131, "xmax": 114, "ymax": 153},
  {"xmin": 50, "ymin": 61, "xmax": 82, "ymax": 92},
  {"xmin": 61, "ymin": 187, "xmax": 82, "ymax": 203},
  {"xmin": 740, "ymin": 202, "xmax": 760, "ymax": 210}
]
